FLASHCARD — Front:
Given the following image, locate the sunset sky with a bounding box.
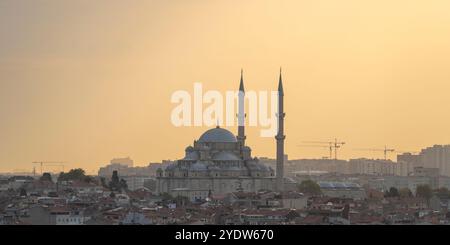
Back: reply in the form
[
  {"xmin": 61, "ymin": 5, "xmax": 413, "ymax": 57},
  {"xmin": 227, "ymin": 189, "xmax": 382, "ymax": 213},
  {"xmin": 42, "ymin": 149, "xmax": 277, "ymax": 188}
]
[{"xmin": 1, "ymin": 0, "xmax": 450, "ymax": 174}]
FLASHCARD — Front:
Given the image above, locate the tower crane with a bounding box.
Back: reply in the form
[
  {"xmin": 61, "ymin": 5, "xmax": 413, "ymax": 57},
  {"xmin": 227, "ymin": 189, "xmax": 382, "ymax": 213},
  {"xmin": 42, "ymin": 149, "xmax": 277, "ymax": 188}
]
[
  {"xmin": 32, "ymin": 161, "xmax": 66, "ymax": 175},
  {"xmin": 354, "ymin": 146, "xmax": 395, "ymax": 160},
  {"xmin": 301, "ymin": 138, "xmax": 345, "ymax": 160}
]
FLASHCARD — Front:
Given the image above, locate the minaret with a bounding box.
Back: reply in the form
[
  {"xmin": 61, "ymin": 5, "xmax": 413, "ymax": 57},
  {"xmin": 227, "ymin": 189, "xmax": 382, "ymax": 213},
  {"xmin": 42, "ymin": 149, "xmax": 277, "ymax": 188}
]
[
  {"xmin": 275, "ymin": 68, "xmax": 285, "ymax": 192},
  {"xmin": 237, "ymin": 69, "xmax": 246, "ymax": 147}
]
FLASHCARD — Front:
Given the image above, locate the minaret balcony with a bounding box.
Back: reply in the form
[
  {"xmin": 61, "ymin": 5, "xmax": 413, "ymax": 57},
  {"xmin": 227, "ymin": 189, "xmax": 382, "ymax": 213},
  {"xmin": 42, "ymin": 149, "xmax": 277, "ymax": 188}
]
[{"xmin": 275, "ymin": 135, "xmax": 286, "ymax": 140}]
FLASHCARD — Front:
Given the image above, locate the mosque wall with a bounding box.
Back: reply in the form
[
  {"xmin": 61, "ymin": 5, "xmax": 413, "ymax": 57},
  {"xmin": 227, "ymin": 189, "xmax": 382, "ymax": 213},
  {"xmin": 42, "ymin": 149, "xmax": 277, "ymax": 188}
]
[{"xmin": 156, "ymin": 176, "xmax": 276, "ymax": 201}]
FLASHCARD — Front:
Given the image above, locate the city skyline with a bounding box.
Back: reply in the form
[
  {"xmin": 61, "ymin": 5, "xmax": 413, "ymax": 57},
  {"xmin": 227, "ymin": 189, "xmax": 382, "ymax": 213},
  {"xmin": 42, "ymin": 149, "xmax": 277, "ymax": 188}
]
[{"xmin": 2, "ymin": 0, "xmax": 450, "ymax": 173}]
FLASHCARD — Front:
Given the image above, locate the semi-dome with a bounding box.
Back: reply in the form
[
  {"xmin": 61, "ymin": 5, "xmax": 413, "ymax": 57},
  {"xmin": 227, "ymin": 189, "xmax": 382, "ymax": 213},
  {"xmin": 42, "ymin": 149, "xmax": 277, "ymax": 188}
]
[
  {"xmin": 183, "ymin": 151, "xmax": 199, "ymax": 160},
  {"xmin": 190, "ymin": 161, "xmax": 208, "ymax": 171},
  {"xmin": 198, "ymin": 127, "xmax": 237, "ymax": 143},
  {"xmin": 212, "ymin": 151, "xmax": 240, "ymax": 161}
]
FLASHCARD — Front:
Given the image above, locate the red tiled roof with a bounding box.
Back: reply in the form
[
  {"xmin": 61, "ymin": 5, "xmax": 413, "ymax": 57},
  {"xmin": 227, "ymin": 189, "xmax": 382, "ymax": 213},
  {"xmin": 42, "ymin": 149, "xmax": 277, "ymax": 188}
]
[
  {"xmin": 298, "ymin": 215, "xmax": 325, "ymax": 224},
  {"xmin": 241, "ymin": 209, "xmax": 292, "ymax": 216}
]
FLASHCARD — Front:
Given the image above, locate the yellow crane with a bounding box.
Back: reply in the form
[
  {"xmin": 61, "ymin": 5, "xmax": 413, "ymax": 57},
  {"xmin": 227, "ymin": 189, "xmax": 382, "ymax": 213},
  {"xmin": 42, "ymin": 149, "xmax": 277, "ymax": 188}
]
[{"xmin": 301, "ymin": 138, "xmax": 346, "ymax": 160}]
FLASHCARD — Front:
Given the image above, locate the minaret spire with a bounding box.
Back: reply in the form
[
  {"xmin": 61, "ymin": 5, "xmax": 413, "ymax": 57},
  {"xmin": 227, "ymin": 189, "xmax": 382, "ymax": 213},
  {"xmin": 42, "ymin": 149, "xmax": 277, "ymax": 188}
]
[
  {"xmin": 278, "ymin": 67, "xmax": 284, "ymax": 94},
  {"xmin": 239, "ymin": 68, "xmax": 245, "ymax": 92},
  {"xmin": 275, "ymin": 67, "xmax": 285, "ymax": 192},
  {"xmin": 237, "ymin": 68, "xmax": 246, "ymax": 149}
]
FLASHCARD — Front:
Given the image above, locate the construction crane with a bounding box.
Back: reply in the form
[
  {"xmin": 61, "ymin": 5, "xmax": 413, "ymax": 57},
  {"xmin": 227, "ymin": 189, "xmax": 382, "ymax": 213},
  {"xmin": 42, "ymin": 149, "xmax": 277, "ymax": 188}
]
[
  {"xmin": 354, "ymin": 146, "xmax": 395, "ymax": 160},
  {"xmin": 297, "ymin": 144, "xmax": 333, "ymax": 159},
  {"xmin": 32, "ymin": 161, "xmax": 66, "ymax": 175},
  {"xmin": 302, "ymin": 138, "xmax": 346, "ymax": 160}
]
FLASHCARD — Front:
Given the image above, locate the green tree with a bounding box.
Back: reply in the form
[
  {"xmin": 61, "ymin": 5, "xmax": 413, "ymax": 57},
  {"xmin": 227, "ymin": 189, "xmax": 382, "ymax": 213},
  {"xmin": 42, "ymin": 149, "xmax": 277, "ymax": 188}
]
[
  {"xmin": 108, "ymin": 170, "xmax": 127, "ymax": 191},
  {"xmin": 120, "ymin": 179, "xmax": 128, "ymax": 190},
  {"xmin": 416, "ymin": 184, "xmax": 433, "ymax": 201},
  {"xmin": 109, "ymin": 170, "xmax": 120, "ymax": 191},
  {"xmin": 19, "ymin": 188, "xmax": 27, "ymax": 197},
  {"xmin": 100, "ymin": 177, "xmax": 107, "ymax": 188},
  {"xmin": 297, "ymin": 180, "xmax": 322, "ymax": 196},
  {"xmin": 40, "ymin": 172, "xmax": 53, "ymax": 182},
  {"xmin": 58, "ymin": 168, "xmax": 87, "ymax": 181},
  {"xmin": 84, "ymin": 176, "xmax": 93, "ymax": 183},
  {"xmin": 161, "ymin": 192, "xmax": 173, "ymax": 200},
  {"xmin": 399, "ymin": 188, "xmax": 413, "ymax": 198},
  {"xmin": 385, "ymin": 187, "xmax": 399, "ymax": 197}
]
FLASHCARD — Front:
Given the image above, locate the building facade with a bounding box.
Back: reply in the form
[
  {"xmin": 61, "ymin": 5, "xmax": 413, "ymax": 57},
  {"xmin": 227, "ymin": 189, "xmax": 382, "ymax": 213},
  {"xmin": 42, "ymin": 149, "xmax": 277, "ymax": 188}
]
[{"xmin": 397, "ymin": 145, "xmax": 450, "ymax": 177}]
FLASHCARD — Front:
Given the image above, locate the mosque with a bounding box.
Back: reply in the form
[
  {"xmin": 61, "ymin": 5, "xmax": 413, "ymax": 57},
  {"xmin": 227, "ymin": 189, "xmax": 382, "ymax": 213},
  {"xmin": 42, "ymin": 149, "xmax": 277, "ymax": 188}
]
[{"xmin": 156, "ymin": 70, "xmax": 286, "ymax": 201}]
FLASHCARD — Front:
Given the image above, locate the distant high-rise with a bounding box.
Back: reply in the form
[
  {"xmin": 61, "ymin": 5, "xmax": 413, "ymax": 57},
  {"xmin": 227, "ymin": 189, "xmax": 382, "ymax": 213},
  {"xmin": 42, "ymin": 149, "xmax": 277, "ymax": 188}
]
[
  {"xmin": 110, "ymin": 157, "xmax": 134, "ymax": 167},
  {"xmin": 420, "ymin": 145, "xmax": 450, "ymax": 176},
  {"xmin": 397, "ymin": 152, "xmax": 420, "ymax": 176},
  {"xmin": 397, "ymin": 145, "xmax": 450, "ymax": 177}
]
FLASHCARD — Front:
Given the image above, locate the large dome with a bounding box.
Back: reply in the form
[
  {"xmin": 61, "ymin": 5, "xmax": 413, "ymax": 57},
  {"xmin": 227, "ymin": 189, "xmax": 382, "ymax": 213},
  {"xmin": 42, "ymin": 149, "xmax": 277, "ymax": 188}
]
[{"xmin": 198, "ymin": 127, "xmax": 237, "ymax": 143}]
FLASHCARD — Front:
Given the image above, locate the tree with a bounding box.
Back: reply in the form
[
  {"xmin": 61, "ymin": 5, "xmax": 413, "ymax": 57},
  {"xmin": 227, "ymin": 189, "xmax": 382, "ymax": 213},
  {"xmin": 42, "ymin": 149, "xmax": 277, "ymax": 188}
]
[
  {"xmin": 40, "ymin": 172, "xmax": 53, "ymax": 182},
  {"xmin": 435, "ymin": 187, "xmax": 450, "ymax": 199},
  {"xmin": 58, "ymin": 168, "xmax": 87, "ymax": 182},
  {"xmin": 109, "ymin": 170, "xmax": 120, "ymax": 191},
  {"xmin": 120, "ymin": 179, "xmax": 128, "ymax": 191},
  {"xmin": 108, "ymin": 171, "xmax": 127, "ymax": 192},
  {"xmin": 178, "ymin": 196, "xmax": 191, "ymax": 206},
  {"xmin": 297, "ymin": 180, "xmax": 322, "ymax": 196},
  {"xmin": 416, "ymin": 184, "xmax": 432, "ymax": 201},
  {"xmin": 19, "ymin": 188, "xmax": 27, "ymax": 197},
  {"xmin": 84, "ymin": 176, "xmax": 93, "ymax": 183},
  {"xmin": 100, "ymin": 177, "xmax": 107, "ymax": 188},
  {"xmin": 385, "ymin": 187, "xmax": 399, "ymax": 197},
  {"xmin": 399, "ymin": 188, "xmax": 413, "ymax": 198},
  {"xmin": 160, "ymin": 192, "xmax": 174, "ymax": 206},
  {"xmin": 161, "ymin": 192, "xmax": 173, "ymax": 201}
]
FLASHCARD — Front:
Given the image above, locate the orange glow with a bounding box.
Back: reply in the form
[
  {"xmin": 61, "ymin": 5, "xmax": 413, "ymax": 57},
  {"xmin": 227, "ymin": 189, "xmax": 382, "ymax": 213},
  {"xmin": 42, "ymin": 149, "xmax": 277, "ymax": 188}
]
[{"xmin": 1, "ymin": 0, "xmax": 450, "ymax": 173}]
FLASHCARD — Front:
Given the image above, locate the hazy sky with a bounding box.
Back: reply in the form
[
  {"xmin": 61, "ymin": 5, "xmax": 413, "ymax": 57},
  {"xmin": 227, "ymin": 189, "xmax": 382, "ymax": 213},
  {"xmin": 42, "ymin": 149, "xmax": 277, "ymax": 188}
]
[{"xmin": 1, "ymin": 0, "xmax": 450, "ymax": 174}]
